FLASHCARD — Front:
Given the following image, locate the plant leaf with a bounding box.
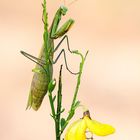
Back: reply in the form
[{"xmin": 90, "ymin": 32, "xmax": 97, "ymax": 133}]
[
  {"xmin": 61, "ymin": 118, "xmax": 66, "ymax": 129},
  {"xmin": 67, "ymin": 110, "xmax": 75, "ymax": 120},
  {"xmin": 52, "ymin": 95, "xmax": 56, "ymax": 102},
  {"xmin": 73, "ymin": 100, "xmax": 80, "ymax": 110}
]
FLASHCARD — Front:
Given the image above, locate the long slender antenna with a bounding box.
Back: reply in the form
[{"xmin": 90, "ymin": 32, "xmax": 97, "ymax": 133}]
[
  {"xmin": 68, "ymin": 0, "xmax": 79, "ymax": 7},
  {"xmin": 63, "ymin": 0, "xmax": 66, "ymax": 6}
]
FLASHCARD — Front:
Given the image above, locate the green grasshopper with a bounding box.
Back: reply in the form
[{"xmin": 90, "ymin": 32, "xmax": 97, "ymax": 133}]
[{"xmin": 20, "ymin": 1, "xmax": 79, "ymax": 111}]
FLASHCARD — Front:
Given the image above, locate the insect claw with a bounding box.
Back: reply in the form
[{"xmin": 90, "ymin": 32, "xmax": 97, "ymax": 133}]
[{"xmin": 72, "ymin": 50, "xmax": 79, "ymax": 53}]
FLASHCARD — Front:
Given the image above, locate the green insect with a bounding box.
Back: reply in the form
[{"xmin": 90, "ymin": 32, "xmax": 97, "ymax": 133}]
[{"xmin": 21, "ymin": 1, "xmax": 79, "ymax": 111}]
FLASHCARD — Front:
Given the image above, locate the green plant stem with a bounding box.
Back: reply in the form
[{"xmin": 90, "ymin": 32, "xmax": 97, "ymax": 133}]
[
  {"xmin": 43, "ymin": 1, "xmax": 58, "ymax": 138},
  {"xmin": 48, "ymin": 65, "xmax": 63, "ymax": 140},
  {"xmin": 60, "ymin": 51, "xmax": 88, "ymax": 135},
  {"xmin": 43, "ymin": 0, "xmax": 48, "ymax": 32},
  {"xmin": 48, "ymin": 92, "xmax": 56, "ymax": 119},
  {"xmin": 48, "ymin": 90, "xmax": 58, "ymax": 140},
  {"xmin": 56, "ymin": 65, "xmax": 63, "ymax": 140},
  {"xmin": 70, "ymin": 53, "xmax": 85, "ymax": 109}
]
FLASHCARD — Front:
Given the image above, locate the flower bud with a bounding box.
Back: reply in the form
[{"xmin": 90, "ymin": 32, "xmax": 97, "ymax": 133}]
[{"xmin": 48, "ymin": 79, "xmax": 56, "ymax": 93}]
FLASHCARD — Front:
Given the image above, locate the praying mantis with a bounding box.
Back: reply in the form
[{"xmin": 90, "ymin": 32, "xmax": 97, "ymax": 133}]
[{"xmin": 20, "ymin": 1, "xmax": 79, "ymax": 111}]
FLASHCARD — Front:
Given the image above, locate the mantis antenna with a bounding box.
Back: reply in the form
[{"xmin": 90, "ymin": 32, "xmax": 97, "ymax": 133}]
[
  {"xmin": 63, "ymin": 0, "xmax": 79, "ymax": 7},
  {"xmin": 68, "ymin": 0, "xmax": 79, "ymax": 7},
  {"xmin": 63, "ymin": 0, "xmax": 66, "ymax": 6}
]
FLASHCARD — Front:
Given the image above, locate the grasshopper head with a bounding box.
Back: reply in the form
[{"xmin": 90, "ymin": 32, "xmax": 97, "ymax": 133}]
[{"xmin": 60, "ymin": 5, "xmax": 68, "ymax": 15}]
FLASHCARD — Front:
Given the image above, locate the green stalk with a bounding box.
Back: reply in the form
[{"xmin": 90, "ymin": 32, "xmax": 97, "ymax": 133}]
[
  {"xmin": 48, "ymin": 65, "xmax": 63, "ymax": 140},
  {"xmin": 60, "ymin": 51, "xmax": 88, "ymax": 135},
  {"xmin": 48, "ymin": 92, "xmax": 56, "ymax": 119},
  {"xmin": 43, "ymin": 0, "xmax": 48, "ymax": 32},
  {"xmin": 70, "ymin": 52, "xmax": 85, "ymax": 108},
  {"xmin": 42, "ymin": 0, "xmax": 49, "ymax": 59},
  {"xmin": 48, "ymin": 90, "xmax": 57, "ymax": 139},
  {"xmin": 56, "ymin": 65, "xmax": 63, "ymax": 140}
]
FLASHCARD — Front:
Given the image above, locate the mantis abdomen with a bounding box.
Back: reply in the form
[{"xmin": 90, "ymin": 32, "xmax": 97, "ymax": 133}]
[{"xmin": 27, "ymin": 45, "xmax": 53, "ymax": 111}]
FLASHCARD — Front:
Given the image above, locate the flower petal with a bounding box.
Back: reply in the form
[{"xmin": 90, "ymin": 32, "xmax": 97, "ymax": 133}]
[
  {"xmin": 75, "ymin": 119, "xmax": 87, "ymax": 140},
  {"xmin": 84, "ymin": 116, "xmax": 115, "ymax": 136},
  {"xmin": 65, "ymin": 119, "xmax": 82, "ymax": 140}
]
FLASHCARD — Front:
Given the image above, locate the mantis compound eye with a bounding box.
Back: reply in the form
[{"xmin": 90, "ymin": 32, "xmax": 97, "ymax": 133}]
[{"xmin": 60, "ymin": 5, "xmax": 68, "ymax": 15}]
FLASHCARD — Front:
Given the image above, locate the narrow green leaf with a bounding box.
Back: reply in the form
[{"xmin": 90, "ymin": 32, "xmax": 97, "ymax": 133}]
[
  {"xmin": 73, "ymin": 100, "xmax": 81, "ymax": 110},
  {"xmin": 61, "ymin": 108, "xmax": 65, "ymax": 113},
  {"xmin": 61, "ymin": 118, "xmax": 66, "ymax": 129},
  {"xmin": 52, "ymin": 95, "xmax": 56, "ymax": 102},
  {"xmin": 50, "ymin": 114, "xmax": 55, "ymax": 120},
  {"xmin": 67, "ymin": 110, "xmax": 75, "ymax": 120}
]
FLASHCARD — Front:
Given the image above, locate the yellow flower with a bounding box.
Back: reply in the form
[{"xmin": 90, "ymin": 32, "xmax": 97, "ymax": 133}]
[{"xmin": 65, "ymin": 110, "xmax": 115, "ymax": 140}]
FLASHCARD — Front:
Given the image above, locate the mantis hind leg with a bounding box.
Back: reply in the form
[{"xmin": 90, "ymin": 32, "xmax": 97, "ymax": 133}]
[
  {"xmin": 53, "ymin": 49, "xmax": 79, "ymax": 75},
  {"xmin": 20, "ymin": 50, "xmax": 47, "ymax": 73},
  {"xmin": 53, "ymin": 35, "xmax": 79, "ymax": 75}
]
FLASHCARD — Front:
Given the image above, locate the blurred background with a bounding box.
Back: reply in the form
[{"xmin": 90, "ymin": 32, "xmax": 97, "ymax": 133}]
[{"xmin": 0, "ymin": 0, "xmax": 140, "ymax": 139}]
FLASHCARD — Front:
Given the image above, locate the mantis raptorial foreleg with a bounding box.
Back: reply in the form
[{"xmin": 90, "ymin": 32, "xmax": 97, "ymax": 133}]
[
  {"xmin": 49, "ymin": 8, "xmax": 78, "ymax": 74},
  {"xmin": 50, "ymin": 6, "xmax": 74, "ymax": 39},
  {"xmin": 21, "ymin": 6, "xmax": 78, "ymax": 75}
]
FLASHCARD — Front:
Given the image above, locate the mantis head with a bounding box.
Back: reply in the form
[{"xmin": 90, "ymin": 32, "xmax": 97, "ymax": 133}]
[{"xmin": 60, "ymin": 5, "xmax": 68, "ymax": 15}]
